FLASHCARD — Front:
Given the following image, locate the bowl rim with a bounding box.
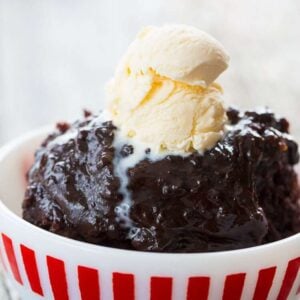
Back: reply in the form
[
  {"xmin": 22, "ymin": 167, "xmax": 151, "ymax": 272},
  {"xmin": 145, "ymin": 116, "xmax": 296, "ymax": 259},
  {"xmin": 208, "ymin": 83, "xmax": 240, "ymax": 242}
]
[{"xmin": 0, "ymin": 127, "xmax": 299, "ymax": 259}]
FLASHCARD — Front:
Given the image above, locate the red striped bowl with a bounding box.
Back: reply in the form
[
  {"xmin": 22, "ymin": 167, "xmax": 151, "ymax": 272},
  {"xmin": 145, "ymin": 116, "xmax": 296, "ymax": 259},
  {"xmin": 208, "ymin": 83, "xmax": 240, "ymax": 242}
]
[{"xmin": 0, "ymin": 128, "xmax": 299, "ymax": 300}]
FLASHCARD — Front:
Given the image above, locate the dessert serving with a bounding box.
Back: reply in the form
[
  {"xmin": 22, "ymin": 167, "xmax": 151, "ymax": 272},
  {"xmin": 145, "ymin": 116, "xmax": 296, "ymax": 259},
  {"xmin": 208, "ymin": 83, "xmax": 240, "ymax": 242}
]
[{"xmin": 22, "ymin": 25, "xmax": 300, "ymax": 253}]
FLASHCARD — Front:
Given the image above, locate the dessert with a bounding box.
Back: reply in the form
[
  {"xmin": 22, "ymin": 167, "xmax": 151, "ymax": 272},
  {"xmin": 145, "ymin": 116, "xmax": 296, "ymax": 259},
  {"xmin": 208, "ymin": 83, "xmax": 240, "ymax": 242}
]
[{"xmin": 22, "ymin": 25, "xmax": 300, "ymax": 252}]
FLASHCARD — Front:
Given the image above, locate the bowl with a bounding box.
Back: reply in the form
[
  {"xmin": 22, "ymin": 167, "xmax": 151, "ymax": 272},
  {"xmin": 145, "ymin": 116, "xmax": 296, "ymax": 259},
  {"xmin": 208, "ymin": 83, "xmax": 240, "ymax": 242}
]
[{"xmin": 0, "ymin": 128, "xmax": 299, "ymax": 300}]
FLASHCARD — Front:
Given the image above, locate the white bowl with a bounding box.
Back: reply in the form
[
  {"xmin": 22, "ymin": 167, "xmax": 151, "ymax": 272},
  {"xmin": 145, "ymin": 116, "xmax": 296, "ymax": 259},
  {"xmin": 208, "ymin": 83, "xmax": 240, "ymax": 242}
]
[{"xmin": 0, "ymin": 128, "xmax": 299, "ymax": 300}]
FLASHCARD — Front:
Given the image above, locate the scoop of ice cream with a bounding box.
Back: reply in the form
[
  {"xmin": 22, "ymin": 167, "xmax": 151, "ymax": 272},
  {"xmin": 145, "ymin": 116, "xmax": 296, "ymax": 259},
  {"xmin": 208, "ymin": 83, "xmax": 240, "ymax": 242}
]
[
  {"xmin": 115, "ymin": 24, "xmax": 229, "ymax": 87},
  {"xmin": 107, "ymin": 24, "xmax": 229, "ymax": 153}
]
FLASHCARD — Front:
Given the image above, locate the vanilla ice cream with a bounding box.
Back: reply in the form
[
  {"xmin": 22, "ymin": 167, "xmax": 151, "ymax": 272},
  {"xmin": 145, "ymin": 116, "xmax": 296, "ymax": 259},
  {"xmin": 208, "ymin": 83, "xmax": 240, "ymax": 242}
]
[{"xmin": 107, "ymin": 24, "xmax": 230, "ymax": 153}]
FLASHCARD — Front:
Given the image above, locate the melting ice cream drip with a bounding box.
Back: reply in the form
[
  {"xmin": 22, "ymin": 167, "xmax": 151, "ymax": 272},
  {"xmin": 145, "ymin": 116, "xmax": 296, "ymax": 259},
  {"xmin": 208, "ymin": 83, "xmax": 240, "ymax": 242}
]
[
  {"xmin": 112, "ymin": 130, "xmax": 149, "ymax": 230},
  {"xmin": 112, "ymin": 129, "xmax": 174, "ymax": 233}
]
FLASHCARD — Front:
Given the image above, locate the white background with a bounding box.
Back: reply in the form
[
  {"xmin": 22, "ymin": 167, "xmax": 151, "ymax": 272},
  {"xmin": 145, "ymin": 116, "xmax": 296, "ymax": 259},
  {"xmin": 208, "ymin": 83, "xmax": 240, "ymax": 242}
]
[{"xmin": 1, "ymin": 0, "xmax": 300, "ymax": 145}]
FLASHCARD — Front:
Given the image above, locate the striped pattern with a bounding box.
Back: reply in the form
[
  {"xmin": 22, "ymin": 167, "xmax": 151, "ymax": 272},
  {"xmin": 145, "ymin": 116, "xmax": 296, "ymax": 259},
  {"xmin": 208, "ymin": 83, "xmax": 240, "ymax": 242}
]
[
  {"xmin": 187, "ymin": 277, "xmax": 210, "ymax": 300},
  {"xmin": 222, "ymin": 273, "xmax": 246, "ymax": 300},
  {"xmin": 277, "ymin": 257, "xmax": 300, "ymax": 300},
  {"xmin": 113, "ymin": 272, "xmax": 135, "ymax": 300},
  {"xmin": 1, "ymin": 234, "xmax": 23, "ymax": 284},
  {"xmin": 0, "ymin": 232, "xmax": 299, "ymax": 300},
  {"xmin": 150, "ymin": 277, "xmax": 173, "ymax": 300},
  {"xmin": 20, "ymin": 244, "xmax": 44, "ymax": 296},
  {"xmin": 47, "ymin": 255, "xmax": 69, "ymax": 300},
  {"xmin": 252, "ymin": 266, "xmax": 276, "ymax": 300},
  {"xmin": 78, "ymin": 266, "xmax": 100, "ymax": 300}
]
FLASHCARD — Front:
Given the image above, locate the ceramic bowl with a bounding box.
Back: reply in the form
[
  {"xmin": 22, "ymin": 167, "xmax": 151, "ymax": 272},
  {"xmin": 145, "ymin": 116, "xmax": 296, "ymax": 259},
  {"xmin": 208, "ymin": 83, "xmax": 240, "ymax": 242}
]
[{"xmin": 0, "ymin": 128, "xmax": 299, "ymax": 300}]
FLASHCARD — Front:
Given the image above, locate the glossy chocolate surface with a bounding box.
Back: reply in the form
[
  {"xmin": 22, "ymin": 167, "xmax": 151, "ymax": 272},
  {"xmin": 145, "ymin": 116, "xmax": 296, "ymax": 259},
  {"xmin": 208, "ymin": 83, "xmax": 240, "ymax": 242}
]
[{"xmin": 23, "ymin": 108, "xmax": 300, "ymax": 252}]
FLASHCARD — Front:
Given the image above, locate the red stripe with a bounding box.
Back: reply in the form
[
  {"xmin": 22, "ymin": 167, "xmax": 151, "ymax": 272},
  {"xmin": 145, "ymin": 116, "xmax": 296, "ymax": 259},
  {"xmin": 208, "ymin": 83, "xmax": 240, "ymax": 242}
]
[
  {"xmin": 1, "ymin": 234, "xmax": 23, "ymax": 284},
  {"xmin": 277, "ymin": 257, "xmax": 300, "ymax": 300},
  {"xmin": 253, "ymin": 266, "xmax": 276, "ymax": 300},
  {"xmin": 78, "ymin": 266, "xmax": 100, "ymax": 300},
  {"xmin": 47, "ymin": 256, "xmax": 69, "ymax": 300},
  {"xmin": 0, "ymin": 247, "xmax": 7, "ymax": 271},
  {"xmin": 222, "ymin": 273, "xmax": 246, "ymax": 300},
  {"xmin": 113, "ymin": 272, "xmax": 134, "ymax": 300},
  {"xmin": 150, "ymin": 277, "xmax": 173, "ymax": 300},
  {"xmin": 20, "ymin": 244, "xmax": 44, "ymax": 296},
  {"xmin": 187, "ymin": 276, "xmax": 210, "ymax": 300}
]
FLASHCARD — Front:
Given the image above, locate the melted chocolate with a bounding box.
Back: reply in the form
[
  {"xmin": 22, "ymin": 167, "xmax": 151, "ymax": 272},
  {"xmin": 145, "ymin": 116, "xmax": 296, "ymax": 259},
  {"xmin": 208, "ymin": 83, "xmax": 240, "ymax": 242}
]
[{"xmin": 22, "ymin": 108, "xmax": 300, "ymax": 252}]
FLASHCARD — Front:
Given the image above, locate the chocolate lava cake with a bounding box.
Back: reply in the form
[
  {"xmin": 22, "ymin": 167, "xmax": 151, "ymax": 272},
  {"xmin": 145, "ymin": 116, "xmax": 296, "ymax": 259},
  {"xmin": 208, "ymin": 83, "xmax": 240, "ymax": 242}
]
[{"xmin": 22, "ymin": 108, "xmax": 300, "ymax": 252}]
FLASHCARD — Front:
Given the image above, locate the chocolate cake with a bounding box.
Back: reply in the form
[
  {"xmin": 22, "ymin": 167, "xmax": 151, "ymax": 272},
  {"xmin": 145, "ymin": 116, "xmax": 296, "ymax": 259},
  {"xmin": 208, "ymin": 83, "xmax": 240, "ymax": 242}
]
[{"xmin": 22, "ymin": 108, "xmax": 300, "ymax": 252}]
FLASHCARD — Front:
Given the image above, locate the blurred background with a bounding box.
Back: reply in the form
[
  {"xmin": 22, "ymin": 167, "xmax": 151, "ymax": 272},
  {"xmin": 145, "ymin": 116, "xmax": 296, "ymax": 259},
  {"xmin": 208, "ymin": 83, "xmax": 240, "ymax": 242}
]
[{"xmin": 1, "ymin": 0, "xmax": 300, "ymax": 145}]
